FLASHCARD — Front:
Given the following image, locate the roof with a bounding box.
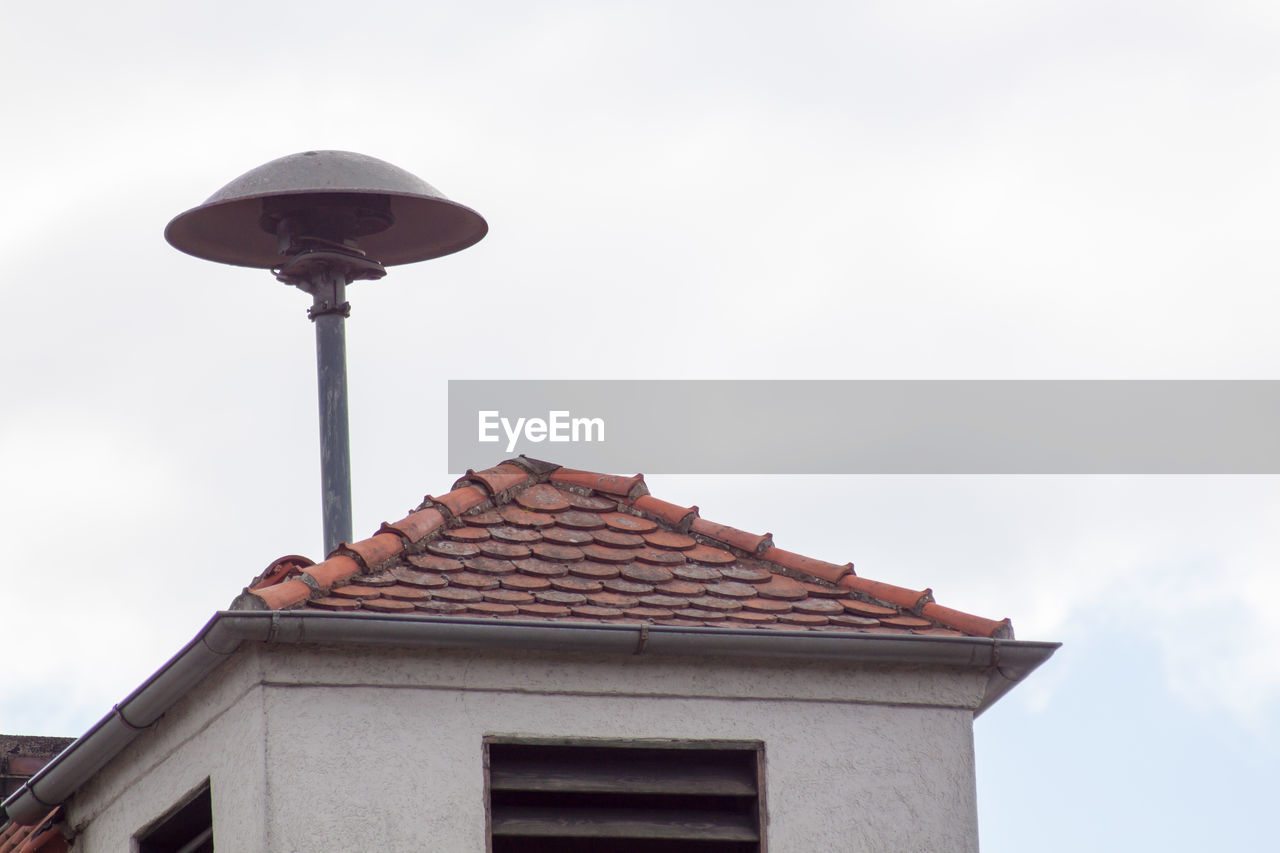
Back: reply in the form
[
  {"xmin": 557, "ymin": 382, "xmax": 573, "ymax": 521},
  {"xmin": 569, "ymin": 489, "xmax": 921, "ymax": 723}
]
[
  {"xmin": 0, "ymin": 808, "xmax": 66, "ymax": 853},
  {"xmin": 236, "ymin": 458, "xmax": 1014, "ymax": 639}
]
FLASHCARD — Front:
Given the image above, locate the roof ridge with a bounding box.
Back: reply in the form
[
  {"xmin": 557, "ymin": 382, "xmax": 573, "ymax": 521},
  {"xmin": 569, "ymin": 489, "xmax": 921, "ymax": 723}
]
[{"xmin": 230, "ymin": 459, "xmax": 1012, "ymax": 638}]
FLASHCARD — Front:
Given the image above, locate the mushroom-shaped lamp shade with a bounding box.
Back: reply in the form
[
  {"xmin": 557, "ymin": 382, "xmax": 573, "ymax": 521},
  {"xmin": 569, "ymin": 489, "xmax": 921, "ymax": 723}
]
[{"xmin": 164, "ymin": 150, "xmax": 487, "ymax": 268}]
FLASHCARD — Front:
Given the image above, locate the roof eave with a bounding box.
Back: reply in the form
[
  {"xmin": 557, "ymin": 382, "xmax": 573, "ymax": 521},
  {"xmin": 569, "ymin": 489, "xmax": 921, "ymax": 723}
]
[{"xmin": 1, "ymin": 610, "xmax": 1059, "ymax": 826}]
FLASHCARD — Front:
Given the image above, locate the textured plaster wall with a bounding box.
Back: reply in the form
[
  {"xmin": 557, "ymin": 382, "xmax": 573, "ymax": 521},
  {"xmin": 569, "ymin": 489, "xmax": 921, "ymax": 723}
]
[
  {"xmin": 63, "ymin": 642, "xmax": 986, "ymax": 852},
  {"xmin": 260, "ymin": 645, "xmax": 985, "ymax": 853},
  {"xmin": 67, "ymin": 649, "xmax": 269, "ymax": 852}
]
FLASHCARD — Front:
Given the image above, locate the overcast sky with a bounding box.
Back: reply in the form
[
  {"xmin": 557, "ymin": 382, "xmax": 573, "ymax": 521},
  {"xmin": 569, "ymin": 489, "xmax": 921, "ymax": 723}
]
[{"xmin": 3, "ymin": 1, "xmax": 1278, "ymax": 849}]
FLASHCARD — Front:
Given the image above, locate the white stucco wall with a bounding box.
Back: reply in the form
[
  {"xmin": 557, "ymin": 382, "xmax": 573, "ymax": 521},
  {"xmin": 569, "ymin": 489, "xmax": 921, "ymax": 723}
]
[{"xmin": 66, "ymin": 641, "xmax": 988, "ymax": 852}]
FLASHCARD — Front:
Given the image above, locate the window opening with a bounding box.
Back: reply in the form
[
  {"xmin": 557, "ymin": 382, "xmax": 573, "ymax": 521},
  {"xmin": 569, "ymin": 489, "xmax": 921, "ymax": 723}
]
[{"xmin": 136, "ymin": 782, "xmax": 213, "ymax": 853}]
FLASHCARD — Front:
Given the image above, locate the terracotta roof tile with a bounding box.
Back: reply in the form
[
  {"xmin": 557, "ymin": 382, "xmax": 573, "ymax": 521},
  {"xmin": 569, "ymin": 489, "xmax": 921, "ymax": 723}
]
[
  {"xmin": 0, "ymin": 808, "xmax": 67, "ymax": 853},
  {"xmin": 631, "ymin": 495, "xmax": 698, "ymax": 530},
  {"xmin": 234, "ymin": 460, "xmax": 1014, "ymax": 639},
  {"xmin": 460, "ymin": 463, "xmax": 531, "ymax": 495},
  {"xmin": 550, "ymin": 468, "xmax": 645, "ymax": 497},
  {"xmin": 381, "ymin": 506, "xmax": 446, "ymax": 543}
]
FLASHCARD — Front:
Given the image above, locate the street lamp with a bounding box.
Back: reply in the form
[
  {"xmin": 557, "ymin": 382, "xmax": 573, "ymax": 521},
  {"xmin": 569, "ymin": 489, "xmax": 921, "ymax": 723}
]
[{"xmin": 165, "ymin": 150, "xmax": 487, "ymax": 556}]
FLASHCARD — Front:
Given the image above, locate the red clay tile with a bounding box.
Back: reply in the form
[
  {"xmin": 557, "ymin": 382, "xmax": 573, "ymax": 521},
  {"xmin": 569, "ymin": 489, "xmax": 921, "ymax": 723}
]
[
  {"xmin": 250, "ymin": 554, "xmax": 314, "ymax": 590},
  {"xmin": 602, "ymin": 512, "xmax": 658, "ymax": 533},
  {"xmin": 639, "ymin": 594, "xmax": 692, "ymax": 608},
  {"xmin": 416, "ymin": 600, "xmax": 469, "ymax": 613},
  {"xmin": 741, "ymin": 597, "xmax": 793, "ymax": 613},
  {"xmin": 555, "ymin": 510, "xmax": 607, "ymax": 530},
  {"xmin": 828, "ymin": 614, "xmax": 880, "ymax": 628},
  {"xmin": 426, "ymin": 540, "xmax": 482, "ymax": 558},
  {"xmin": 621, "ymin": 564, "xmax": 675, "ymax": 584},
  {"xmin": 878, "ymin": 614, "xmax": 934, "ymax": 628},
  {"xmin": 362, "ymin": 598, "xmax": 416, "ymax": 613},
  {"xmin": 580, "ymin": 544, "xmax": 638, "ymax": 564},
  {"xmin": 304, "ymin": 555, "xmax": 361, "ymax": 591},
  {"xmin": 753, "ymin": 575, "xmax": 807, "ymax": 601},
  {"xmin": 691, "ymin": 518, "xmax": 772, "ymax": 554},
  {"xmin": 390, "ymin": 567, "xmax": 449, "ymax": 588},
  {"xmin": 483, "ymin": 588, "xmax": 536, "ymax": 604},
  {"xmin": 799, "ymin": 580, "xmax": 847, "ymax": 598},
  {"xmin": 632, "ymin": 495, "xmax": 698, "ymax": 530},
  {"xmin": 762, "ymin": 547, "xmax": 852, "ymax": 584},
  {"xmin": 705, "ymin": 581, "xmax": 758, "ymax": 599},
  {"xmin": 331, "ymin": 584, "xmax": 384, "ymax": 599},
  {"xmin": 603, "ymin": 578, "xmax": 655, "ymax": 595},
  {"xmin": 563, "ymin": 492, "xmax": 617, "ymax": 512},
  {"xmin": 501, "ymin": 574, "xmax": 553, "ymax": 591},
  {"xmin": 588, "ymin": 591, "xmax": 641, "ymax": 608},
  {"xmin": 663, "ymin": 579, "xmax": 706, "ymax": 596},
  {"xmin": 719, "ymin": 565, "xmax": 772, "ymax": 584},
  {"xmin": 382, "ymin": 507, "xmax": 447, "ymax": 543},
  {"xmin": 685, "ymin": 544, "xmax": 736, "ymax": 565},
  {"xmin": 309, "ymin": 596, "xmax": 360, "ymax": 611},
  {"xmin": 383, "ymin": 586, "xmax": 432, "ymax": 601},
  {"xmin": 490, "ymin": 525, "xmax": 543, "ymax": 543},
  {"xmin": 729, "ymin": 611, "xmax": 778, "ymax": 624},
  {"xmin": 542, "ymin": 527, "xmax": 595, "ymax": 545},
  {"xmin": 520, "ymin": 602, "xmax": 572, "ymax": 617},
  {"xmin": 465, "ymin": 509, "xmax": 505, "ymax": 526},
  {"xmin": 673, "ymin": 565, "xmax": 723, "ymax": 582},
  {"xmin": 550, "ymin": 576, "xmax": 604, "ymax": 593},
  {"xmin": 921, "ymin": 603, "xmax": 1013, "ymax": 639},
  {"xmin": 634, "ymin": 548, "xmax": 685, "ymax": 566},
  {"xmin": 592, "ymin": 529, "xmax": 646, "ymax": 548},
  {"xmin": 642, "ymin": 530, "xmax": 697, "ymax": 550},
  {"xmin": 688, "ymin": 596, "xmax": 743, "ymax": 612},
  {"xmin": 551, "ymin": 469, "xmax": 645, "ymax": 496},
  {"xmin": 433, "ymin": 587, "xmax": 484, "ymax": 603},
  {"xmin": 465, "ymin": 463, "xmax": 530, "ymax": 495},
  {"xmin": 569, "ymin": 561, "xmax": 622, "ymax": 579},
  {"xmin": 530, "ymin": 542, "xmax": 585, "ymax": 562},
  {"xmin": 467, "ymin": 601, "xmax": 521, "ymax": 616},
  {"xmin": 912, "ymin": 626, "xmax": 966, "ymax": 636},
  {"xmin": 444, "ymin": 527, "xmax": 490, "ymax": 542},
  {"xmin": 572, "ymin": 604, "xmax": 625, "ymax": 618},
  {"xmin": 252, "ymin": 579, "xmax": 313, "ymax": 609},
  {"xmin": 341, "ymin": 533, "xmax": 404, "ymax": 569},
  {"xmin": 431, "ymin": 485, "xmax": 488, "ymax": 518},
  {"xmin": 448, "ymin": 571, "xmax": 500, "ymax": 590},
  {"xmin": 626, "ymin": 606, "xmax": 677, "ymax": 619},
  {"xmin": 465, "ymin": 556, "xmax": 517, "ymax": 575},
  {"xmin": 511, "ymin": 558, "xmax": 571, "ymax": 577},
  {"xmin": 516, "ymin": 483, "xmax": 572, "ymax": 512},
  {"xmin": 480, "ymin": 541, "xmax": 532, "ymax": 559},
  {"xmin": 839, "ymin": 575, "xmax": 932, "ymax": 611},
  {"xmin": 500, "ymin": 505, "xmax": 556, "ymax": 528},
  {"xmin": 778, "ymin": 612, "xmax": 829, "ymax": 626},
  {"xmin": 791, "ymin": 598, "xmax": 846, "ymax": 615},
  {"xmin": 675, "ymin": 607, "xmax": 726, "ymax": 621},
  {"xmin": 406, "ymin": 554, "xmax": 465, "ymax": 573},
  {"xmin": 536, "ymin": 590, "xmax": 588, "ymax": 606},
  {"xmin": 838, "ymin": 599, "xmax": 898, "ymax": 617}
]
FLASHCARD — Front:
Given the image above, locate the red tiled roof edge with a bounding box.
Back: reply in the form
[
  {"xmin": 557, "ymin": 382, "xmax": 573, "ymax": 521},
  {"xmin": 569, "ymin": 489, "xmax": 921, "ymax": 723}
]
[
  {"xmin": 232, "ymin": 458, "xmax": 1014, "ymax": 638},
  {"xmin": 0, "ymin": 807, "xmax": 68, "ymax": 853}
]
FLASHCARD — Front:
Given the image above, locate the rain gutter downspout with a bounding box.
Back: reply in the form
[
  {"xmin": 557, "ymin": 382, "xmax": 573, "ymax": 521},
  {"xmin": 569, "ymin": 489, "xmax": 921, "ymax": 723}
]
[{"xmin": 1, "ymin": 610, "xmax": 1058, "ymax": 826}]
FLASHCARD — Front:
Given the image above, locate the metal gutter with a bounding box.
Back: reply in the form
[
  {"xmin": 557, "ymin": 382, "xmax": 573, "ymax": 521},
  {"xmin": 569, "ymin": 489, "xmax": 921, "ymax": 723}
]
[{"xmin": 1, "ymin": 610, "xmax": 1058, "ymax": 826}]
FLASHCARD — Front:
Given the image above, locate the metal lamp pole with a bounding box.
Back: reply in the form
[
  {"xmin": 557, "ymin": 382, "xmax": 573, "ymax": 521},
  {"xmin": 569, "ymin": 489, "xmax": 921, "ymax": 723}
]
[{"xmin": 165, "ymin": 151, "xmax": 486, "ymax": 557}]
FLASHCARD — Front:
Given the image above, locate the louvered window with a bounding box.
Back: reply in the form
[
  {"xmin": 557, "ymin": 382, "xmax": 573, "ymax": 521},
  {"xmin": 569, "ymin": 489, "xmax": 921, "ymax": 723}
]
[{"xmin": 486, "ymin": 739, "xmax": 764, "ymax": 853}]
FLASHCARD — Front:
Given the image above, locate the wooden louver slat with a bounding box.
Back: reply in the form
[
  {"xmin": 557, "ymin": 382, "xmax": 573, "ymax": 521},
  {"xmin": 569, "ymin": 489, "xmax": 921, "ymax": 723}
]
[{"xmin": 491, "ymin": 806, "xmax": 759, "ymax": 841}]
